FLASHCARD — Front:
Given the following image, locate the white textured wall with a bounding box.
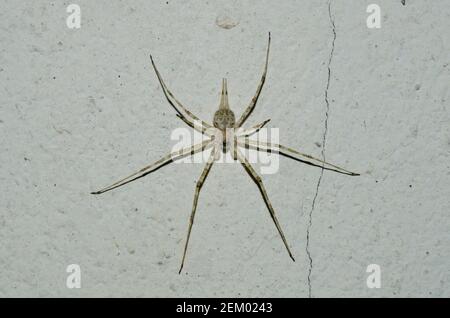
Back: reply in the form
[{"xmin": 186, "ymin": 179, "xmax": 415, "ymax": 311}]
[{"xmin": 0, "ymin": 0, "xmax": 448, "ymax": 297}]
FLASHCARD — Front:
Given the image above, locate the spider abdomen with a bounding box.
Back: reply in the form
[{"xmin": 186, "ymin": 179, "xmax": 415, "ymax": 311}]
[{"xmin": 213, "ymin": 109, "xmax": 235, "ymax": 130}]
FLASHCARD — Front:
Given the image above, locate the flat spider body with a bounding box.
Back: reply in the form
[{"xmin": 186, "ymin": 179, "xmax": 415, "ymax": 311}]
[
  {"xmin": 213, "ymin": 105, "xmax": 235, "ymax": 130},
  {"xmin": 213, "ymin": 78, "xmax": 236, "ymax": 153},
  {"xmin": 213, "ymin": 79, "xmax": 235, "ymax": 130},
  {"xmin": 91, "ymin": 33, "xmax": 359, "ymax": 273}
]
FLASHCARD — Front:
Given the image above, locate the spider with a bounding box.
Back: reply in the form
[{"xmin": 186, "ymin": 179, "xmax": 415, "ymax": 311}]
[{"xmin": 91, "ymin": 33, "xmax": 359, "ymax": 273}]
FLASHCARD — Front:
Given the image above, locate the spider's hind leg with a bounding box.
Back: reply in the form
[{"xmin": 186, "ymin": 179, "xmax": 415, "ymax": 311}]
[
  {"xmin": 150, "ymin": 55, "xmax": 213, "ymax": 134},
  {"xmin": 235, "ymin": 33, "xmax": 271, "ymax": 128}
]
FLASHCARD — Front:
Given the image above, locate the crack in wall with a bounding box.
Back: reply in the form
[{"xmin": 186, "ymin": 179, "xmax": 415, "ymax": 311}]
[{"xmin": 305, "ymin": 0, "xmax": 336, "ymax": 298}]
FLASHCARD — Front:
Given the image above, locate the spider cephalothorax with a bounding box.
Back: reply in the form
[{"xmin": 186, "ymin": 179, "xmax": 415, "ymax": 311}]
[{"xmin": 91, "ymin": 33, "xmax": 359, "ymax": 274}]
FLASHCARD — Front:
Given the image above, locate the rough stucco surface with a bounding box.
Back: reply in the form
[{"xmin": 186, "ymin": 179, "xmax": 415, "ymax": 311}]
[{"xmin": 0, "ymin": 0, "xmax": 449, "ymax": 297}]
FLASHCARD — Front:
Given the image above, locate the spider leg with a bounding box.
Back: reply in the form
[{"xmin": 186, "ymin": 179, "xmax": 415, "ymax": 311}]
[
  {"xmin": 232, "ymin": 134, "xmax": 238, "ymax": 161},
  {"xmin": 236, "ymin": 119, "xmax": 271, "ymax": 138},
  {"xmin": 236, "ymin": 149, "xmax": 295, "ymax": 262},
  {"xmin": 179, "ymin": 148, "xmax": 216, "ymax": 274},
  {"xmin": 150, "ymin": 55, "xmax": 213, "ymax": 134},
  {"xmin": 235, "ymin": 33, "xmax": 271, "ymax": 128},
  {"xmin": 91, "ymin": 139, "xmax": 213, "ymax": 195},
  {"xmin": 176, "ymin": 114, "xmax": 215, "ymax": 137},
  {"xmin": 238, "ymin": 140, "xmax": 359, "ymax": 176}
]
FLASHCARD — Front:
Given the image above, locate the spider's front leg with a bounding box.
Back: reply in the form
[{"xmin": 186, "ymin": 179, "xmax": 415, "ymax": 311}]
[
  {"xmin": 91, "ymin": 139, "xmax": 213, "ymax": 195},
  {"xmin": 235, "ymin": 149, "xmax": 295, "ymax": 262},
  {"xmin": 238, "ymin": 140, "xmax": 359, "ymax": 176},
  {"xmin": 179, "ymin": 146, "xmax": 218, "ymax": 274}
]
